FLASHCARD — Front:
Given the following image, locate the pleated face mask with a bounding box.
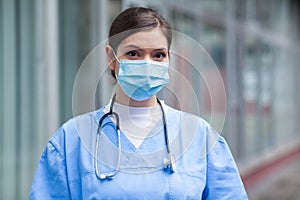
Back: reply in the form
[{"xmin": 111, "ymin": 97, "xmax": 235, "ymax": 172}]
[{"xmin": 116, "ymin": 59, "xmax": 169, "ymax": 101}]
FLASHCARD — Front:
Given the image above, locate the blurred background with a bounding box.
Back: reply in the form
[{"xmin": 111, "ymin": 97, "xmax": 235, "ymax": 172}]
[{"xmin": 1, "ymin": 0, "xmax": 300, "ymax": 199}]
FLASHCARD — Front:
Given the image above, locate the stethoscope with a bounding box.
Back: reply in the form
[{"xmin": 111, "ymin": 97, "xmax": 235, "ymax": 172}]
[{"xmin": 94, "ymin": 94, "xmax": 176, "ymax": 180}]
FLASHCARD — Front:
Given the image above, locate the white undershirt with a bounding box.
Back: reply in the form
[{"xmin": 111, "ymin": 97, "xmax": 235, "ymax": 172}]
[{"xmin": 103, "ymin": 101, "xmax": 164, "ymax": 148}]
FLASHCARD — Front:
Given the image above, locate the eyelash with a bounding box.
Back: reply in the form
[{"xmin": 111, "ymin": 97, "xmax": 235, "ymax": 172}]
[
  {"xmin": 127, "ymin": 51, "xmax": 139, "ymax": 57},
  {"xmin": 154, "ymin": 52, "xmax": 166, "ymax": 58},
  {"xmin": 126, "ymin": 51, "xmax": 167, "ymax": 59}
]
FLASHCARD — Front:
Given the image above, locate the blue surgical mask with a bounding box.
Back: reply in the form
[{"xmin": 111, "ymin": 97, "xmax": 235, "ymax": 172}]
[{"xmin": 112, "ymin": 51, "xmax": 169, "ymax": 101}]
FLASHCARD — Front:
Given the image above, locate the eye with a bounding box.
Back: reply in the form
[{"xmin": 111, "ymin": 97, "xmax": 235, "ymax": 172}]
[
  {"xmin": 153, "ymin": 52, "xmax": 167, "ymax": 59},
  {"xmin": 126, "ymin": 51, "xmax": 139, "ymax": 57}
]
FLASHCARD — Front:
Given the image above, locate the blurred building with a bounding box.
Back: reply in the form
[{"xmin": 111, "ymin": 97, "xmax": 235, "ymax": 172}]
[{"xmin": 0, "ymin": 0, "xmax": 299, "ymax": 199}]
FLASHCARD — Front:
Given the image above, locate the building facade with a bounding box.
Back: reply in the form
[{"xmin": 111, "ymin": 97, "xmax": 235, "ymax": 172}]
[{"xmin": 0, "ymin": 0, "xmax": 299, "ymax": 199}]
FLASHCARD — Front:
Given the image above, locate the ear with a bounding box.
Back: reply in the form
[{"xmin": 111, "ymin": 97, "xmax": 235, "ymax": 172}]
[{"xmin": 106, "ymin": 45, "xmax": 117, "ymax": 71}]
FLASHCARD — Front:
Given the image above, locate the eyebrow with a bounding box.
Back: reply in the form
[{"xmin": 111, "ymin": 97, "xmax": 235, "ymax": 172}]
[
  {"xmin": 123, "ymin": 44, "xmax": 141, "ymax": 50},
  {"xmin": 123, "ymin": 44, "xmax": 168, "ymax": 51}
]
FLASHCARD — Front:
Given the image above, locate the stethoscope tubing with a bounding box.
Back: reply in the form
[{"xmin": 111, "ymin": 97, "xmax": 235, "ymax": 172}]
[{"xmin": 94, "ymin": 94, "xmax": 175, "ymax": 180}]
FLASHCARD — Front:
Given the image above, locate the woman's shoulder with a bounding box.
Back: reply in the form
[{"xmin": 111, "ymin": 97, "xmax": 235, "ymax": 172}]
[
  {"xmin": 61, "ymin": 107, "xmax": 105, "ymax": 132},
  {"xmin": 164, "ymin": 103, "xmax": 219, "ymax": 143},
  {"xmin": 164, "ymin": 103, "xmax": 211, "ymax": 128},
  {"xmin": 49, "ymin": 108, "xmax": 105, "ymax": 147}
]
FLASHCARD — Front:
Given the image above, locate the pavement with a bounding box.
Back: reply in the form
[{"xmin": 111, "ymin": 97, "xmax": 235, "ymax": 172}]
[{"xmin": 247, "ymin": 157, "xmax": 300, "ymax": 200}]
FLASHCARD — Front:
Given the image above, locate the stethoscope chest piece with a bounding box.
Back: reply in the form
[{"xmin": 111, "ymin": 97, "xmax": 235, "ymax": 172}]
[{"xmin": 163, "ymin": 154, "xmax": 176, "ymax": 173}]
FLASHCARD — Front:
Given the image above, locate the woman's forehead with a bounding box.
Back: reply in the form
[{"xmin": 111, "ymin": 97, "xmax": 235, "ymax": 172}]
[{"xmin": 117, "ymin": 28, "xmax": 168, "ymax": 52}]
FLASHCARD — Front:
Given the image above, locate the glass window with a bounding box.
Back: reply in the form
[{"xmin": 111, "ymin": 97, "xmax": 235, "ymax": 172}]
[{"xmin": 242, "ymin": 39, "xmax": 275, "ymax": 157}]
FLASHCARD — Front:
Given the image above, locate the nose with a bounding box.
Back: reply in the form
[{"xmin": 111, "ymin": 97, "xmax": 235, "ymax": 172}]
[{"xmin": 143, "ymin": 54, "xmax": 152, "ymax": 61}]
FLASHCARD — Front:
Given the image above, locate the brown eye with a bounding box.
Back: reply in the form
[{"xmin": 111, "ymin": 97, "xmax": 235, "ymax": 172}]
[
  {"xmin": 154, "ymin": 52, "xmax": 166, "ymax": 59},
  {"xmin": 127, "ymin": 51, "xmax": 138, "ymax": 57}
]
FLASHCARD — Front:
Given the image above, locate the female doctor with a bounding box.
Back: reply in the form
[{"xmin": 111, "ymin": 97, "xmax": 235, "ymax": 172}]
[{"xmin": 30, "ymin": 7, "xmax": 248, "ymax": 199}]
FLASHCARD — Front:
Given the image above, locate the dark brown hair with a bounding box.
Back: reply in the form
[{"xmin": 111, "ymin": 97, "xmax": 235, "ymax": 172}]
[{"xmin": 108, "ymin": 7, "xmax": 172, "ymax": 78}]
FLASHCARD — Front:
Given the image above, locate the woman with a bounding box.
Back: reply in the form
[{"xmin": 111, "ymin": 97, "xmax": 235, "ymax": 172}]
[{"xmin": 30, "ymin": 7, "xmax": 248, "ymax": 199}]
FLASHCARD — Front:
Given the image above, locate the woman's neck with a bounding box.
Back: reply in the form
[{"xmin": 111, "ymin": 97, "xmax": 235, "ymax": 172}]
[{"xmin": 115, "ymin": 85, "xmax": 157, "ymax": 107}]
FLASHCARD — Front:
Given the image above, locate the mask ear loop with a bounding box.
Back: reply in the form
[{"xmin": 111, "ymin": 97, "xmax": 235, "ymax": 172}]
[
  {"xmin": 111, "ymin": 48, "xmax": 121, "ymax": 63},
  {"xmin": 168, "ymin": 49, "xmax": 172, "ymax": 62},
  {"xmin": 108, "ymin": 46, "xmax": 120, "ymax": 79}
]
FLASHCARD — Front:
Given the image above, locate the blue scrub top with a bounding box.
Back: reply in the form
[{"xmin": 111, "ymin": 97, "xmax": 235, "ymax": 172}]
[{"xmin": 30, "ymin": 104, "xmax": 248, "ymax": 199}]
